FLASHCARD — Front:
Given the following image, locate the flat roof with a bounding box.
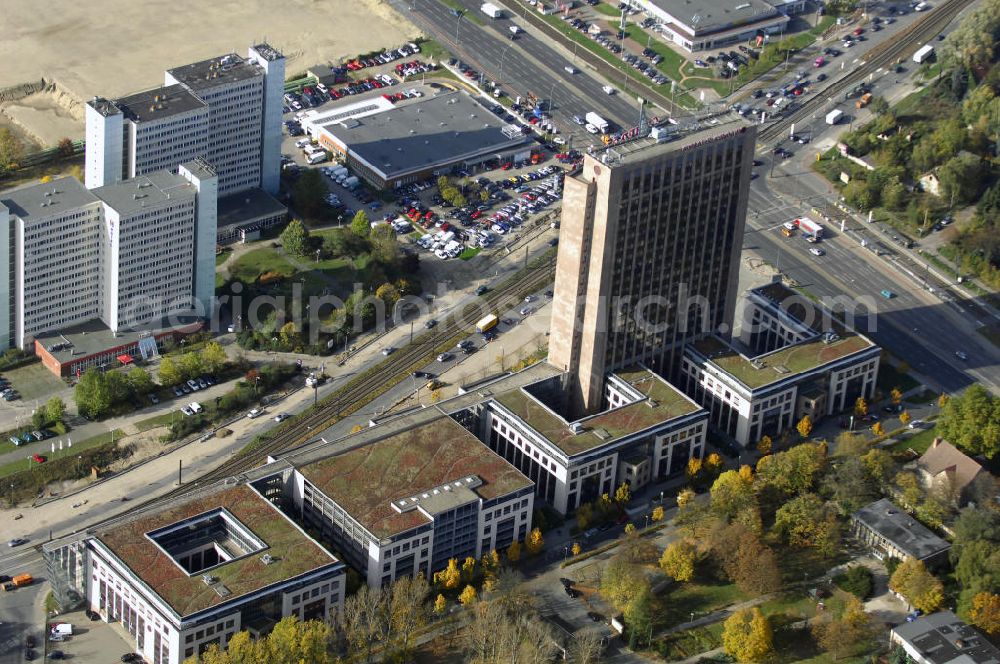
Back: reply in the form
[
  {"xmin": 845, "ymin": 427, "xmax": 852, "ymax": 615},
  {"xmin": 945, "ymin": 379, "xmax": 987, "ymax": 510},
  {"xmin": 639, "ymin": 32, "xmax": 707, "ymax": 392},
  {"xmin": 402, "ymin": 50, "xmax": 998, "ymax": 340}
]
[
  {"xmin": 590, "ymin": 116, "xmax": 754, "ymax": 167},
  {"xmin": 114, "ymin": 84, "xmax": 207, "ymax": 124},
  {"xmin": 166, "ymin": 53, "xmax": 262, "ymax": 91},
  {"xmin": 95, "ymin": 484, "xmax": 338, "ymax": 617},
  {"xmin": 1, "ymin": 176, "xmax": 98, "ymax": 223},
  {"xmin": 852, "ymin": 498, "xmax": 951, "ymax": 561},
  {"xmin": 892, "ymin": 612, "xmax": 1000, "ymax": 664},
  {"xmin": 296, "ymin": 417, "xmax": 531, "ymax": 539},
  {"xmin": 92, "ymin": 170, "xmax": 198, "ymax": 217},
  {"xmin": 320, "ymin": 92, "xmax": 529, "ymax": 179},
  {"xmin": 34, "ymin": 317, "xmax": 203, "ymax": 362},
  {"xmin": 693, "ymin": 332, "xmax": 874, "ymax": 390},
  {"xmin": 217, "ymin": 188, "xmax": 287, "ymax": 229},
  {"xmin": 495, "ymin": 366, "xmax": 701, "ymax": 457},
  {"xmin": 640, "ymin": 0, "xmax": 780, "ymax": 34}
]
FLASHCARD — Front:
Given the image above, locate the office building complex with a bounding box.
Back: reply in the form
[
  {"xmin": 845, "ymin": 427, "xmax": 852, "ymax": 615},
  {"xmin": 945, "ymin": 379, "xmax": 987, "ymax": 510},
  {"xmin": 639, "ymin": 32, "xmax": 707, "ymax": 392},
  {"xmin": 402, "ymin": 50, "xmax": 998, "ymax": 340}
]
[
  {"xmin": 0, "ymin": 163, "xmax": 216, "ymax": 363},
  {"xmin": 550, "ymin": 120, "xmax": 755, "ymax": 414},
  {"xmin": 86, "ymin": 44, "xmax": 284, "ymax": 197},
  {"xmin": 263, "ymin": 416, "xmax": 533, "ymax": 588},
  {"xmin": 44, "ymin": 484, "xmax": 345, "ymax": 664},
  {"xmin": 680, "ymin": 281, "xmax": 879, "ymax": 446},
  {"xmin": 632, "ymin": 0, "xmax": 790, "ymax": 52}
]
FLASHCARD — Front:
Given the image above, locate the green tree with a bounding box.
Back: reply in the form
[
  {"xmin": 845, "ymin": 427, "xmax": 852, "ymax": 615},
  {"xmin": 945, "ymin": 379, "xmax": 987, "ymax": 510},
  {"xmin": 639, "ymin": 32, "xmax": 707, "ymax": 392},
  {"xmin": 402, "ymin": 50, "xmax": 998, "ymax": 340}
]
[
  {"xmin": 755, "ymin": 442, "xmax": 827, "ymax": 498},
  {"xmin": 890, "ymin": 557, "xmax": 945, "ymax": 613},
  {"xmin": 158, "ymin": 356, "xmax": 182, "ymax": 387},
  {"xmin": 722, "ymin": 607, "xmax": 773, "ymax": 663},
  {"xmin": 279, "ymin": 219, "xmax": 310, "ymax": 256},
  {"xmin": 943, "ymin": 0, "xmax": 1000, "ymax": 69},
  {"xmin": 870, "ymin": 96, "xmax": 890, "ymax": 116},
  {"xmin": 937, "ymin": 384, "xmax": 1000, "ymax": 458},
  {"xmin": 660, "ymin": 539, "xmax": 697, "ymax": 582},
  {"xmin": 0, "ymin": 127, "xmax": 24, "ymax": 173},
  {"xmin": 126, "ymin": 366, "xmax": 154, "ymax": 395},
  {"xmin": 44, "ymin": 396, "xmax": 66, "ymax": 425},
  {"xmin": 369, "ymin": 224, "xmax": 400, "ymax": 267},
  {"xmin": 200, "ymin": 341, "xmax": 228, "ymax": 375},
  {"xmin": 178, "ymin": 352, "xmax": 203, "ymax": 380},
  {"xmin": 938, "ymin": 152, "xmax": 984, "ymax": 206},
  {"xmin": 74, "ymin": 368, "xmax": 113, "ymax": 419},
  {"xmin": 350, "ymin": 209, "xmax": 371, "ymax": 237},
  {"xmin": 624, "ymin": 585, "xmax": 654, "ymax": 648},
  {"xmin": 600, "ymin": 556, "xmax": 648, "ymax": 611},
  {"xmin": 291, "ymin": 169, "xmax": 328, "ymax": 222}
]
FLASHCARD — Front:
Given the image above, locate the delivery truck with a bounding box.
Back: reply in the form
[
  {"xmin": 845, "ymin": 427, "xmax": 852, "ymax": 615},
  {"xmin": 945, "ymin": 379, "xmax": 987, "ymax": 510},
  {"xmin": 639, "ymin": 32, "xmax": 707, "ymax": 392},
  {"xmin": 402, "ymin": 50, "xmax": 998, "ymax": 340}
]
[
  {"xmin": 476, "ymin": 314, "xmax": 499, "ymax": 334},
  {"xmin": 585, "ymin": 112, "xmax": 609, "ymax": 133},
  {"xmin": 481, "ymin": 2, "xmax": 503, "ymax": 18},
  {"xmin": 913, "ymin": 44, "xmax": 934, "ymax": 64},
  {"xmin": 794, "ymin": 216, "xmax": 824, "ymax": 238},
  {"xmin": 856, "ymin": 93, "xmax": 873, "ymax": 109},
  {"xmin": 825, "ymin": 109, "xmax": 844, "ymax": 125}
]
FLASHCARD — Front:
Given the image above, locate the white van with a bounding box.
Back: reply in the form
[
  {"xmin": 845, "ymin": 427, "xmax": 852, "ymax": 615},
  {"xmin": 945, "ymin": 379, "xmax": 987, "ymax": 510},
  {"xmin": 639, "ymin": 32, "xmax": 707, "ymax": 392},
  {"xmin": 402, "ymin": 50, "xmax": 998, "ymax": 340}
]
[
  {"xmin": 307, "ymin": 151, "xmax": 328, "ymax": 165},
  {"xmin": 564, "ymin": 65, "xmax": 577, "ymax": 74}
]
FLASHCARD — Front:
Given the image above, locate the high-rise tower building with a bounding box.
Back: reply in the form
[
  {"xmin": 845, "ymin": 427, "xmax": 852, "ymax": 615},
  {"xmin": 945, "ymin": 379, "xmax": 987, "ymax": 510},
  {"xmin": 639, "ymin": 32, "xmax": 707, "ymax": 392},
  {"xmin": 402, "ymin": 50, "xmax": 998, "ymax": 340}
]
[
  {"xmin": 549, "ymin": 121, "xmax": 755, "ymax": 414},
  {"xmin": 85, "ymin": 44, "xmax": 284, "ymax": 197}
]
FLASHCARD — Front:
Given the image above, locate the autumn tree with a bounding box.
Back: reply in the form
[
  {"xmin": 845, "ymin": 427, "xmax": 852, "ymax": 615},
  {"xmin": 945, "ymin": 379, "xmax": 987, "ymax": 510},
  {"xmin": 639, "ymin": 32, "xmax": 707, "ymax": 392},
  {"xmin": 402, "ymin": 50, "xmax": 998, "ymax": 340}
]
[
  {"xmin": 686, "ymin": 457, "xmax": 704, "ymax": 482},
  {"xmin": 705, "ymin": 452, "xmax": 724, "ymax": 476},
  {"xmin": 890, "ymin": 387, "xmax": 903, "ymax": 406},
  {"xmin": 773, "ymin": 493, "xmax": 840, "ymax": 554},
  {"xmin": 660, "ymin": 539, "xmax": 698, "ymax": 582},
  {"xmin": 571, "ymin": 542, "xmax": 582, "ymax": 556},
  {"xmin": 525, "ymin": 528, "xmax": 545, "ymax": 555},
  {"xmin": 651, "ymin": 505, "xmax": 665, "ymax": 523},
  {"xmin": 811, "ymin": 595, "xmax": 874, "ymax": 661},
  {"xmin": 0, "ymin": 128, "xmax": 23, "ymax": 173},
  {"xmin": 834, "ymin": 431, "xmax": 869, "ymax": 457},
  {"xmin": 462, "ymin": 556, "xmax": 476, "ymax": 581},
  {"xmin": 459, "ymin": 585, "xmax": 478, "ymax": 605},
  {"xmin": 797, "ymin": 415, "xmax": 814, "ymax": 439},
  {"xmin": 57, "ymin": 137, "xmax": 75, "ymax": 157},
  {"xmin": 434, "ymin": 594, "xmax": 447, "ymax": 615},
  {"xmin": 755, "ymin": 442, "xmax": 827, "ymax": 498},
  {"xmin": 190, "ymin": 615, "xmax": 336, "ymax": 664},
  {"xmin": 970, "ymin": 592, "xmax": 1000, "ymax": 635},
  {"xmin": 890, "ymin": 557, "xmax": 945, "ymax": 614},
  {"xmin": 854, "ymin": 397, "xmax": 869, "ymax": 418},
  {"xmin": 506, "ymin": 540, "xmax": 521, "ymax": 563},
  {"xmin": 600, "ymin": 556, "xmax": 648, "ymax": 611},
  {"xmin": 619, "ymin": 524, "xmax": 659, "ymax": 564},
  {"xmin": 757, "ymin": 435, "xmax": 772, "ymax": 455},
  {"xmin": 711, "ymin": 524, "xmax": 782, "ymax": 595},
  {"xmin": 440, "ymin": 558, "xmax": 461, "ymax": 590},
  {"xmin": 567, "ymin": 629, "xmax": 604, "ymax": 664},
  {"xmin": 677, "ymin": 488, "xmax": 696, "ymax": 509},
  {"xmin": 722, "ymin": 607, "xmax": 773, "ymax": 663},
  {"xmin": 614, "ymin": 482, "xmax": 631, "ymax": 505},
  {"xmin": 710, "ymin": 469, "xmax": 755, "ymax": 519},
  {"xmin": 390, "ymin": 575, "xmax": 429, "ymax": 656},
  {"xmin": 938, "ymin": 393, "xmax": 950, "ymax": 408}
]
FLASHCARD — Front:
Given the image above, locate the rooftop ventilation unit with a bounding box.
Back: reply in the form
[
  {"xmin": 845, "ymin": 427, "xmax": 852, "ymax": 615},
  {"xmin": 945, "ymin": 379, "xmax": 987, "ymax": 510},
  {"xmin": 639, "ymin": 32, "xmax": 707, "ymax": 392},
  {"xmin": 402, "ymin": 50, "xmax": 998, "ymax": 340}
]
[
  {"xmin": 202, "ymin": 574, "xmax": 218, "ymax": 586},
  {"xmin": 569, "ymin": 422, "xmax": 584, "ymax": 434},
  {"xmin": 260, "ymin": 554, "xmax": 276, "ymax": 565}
]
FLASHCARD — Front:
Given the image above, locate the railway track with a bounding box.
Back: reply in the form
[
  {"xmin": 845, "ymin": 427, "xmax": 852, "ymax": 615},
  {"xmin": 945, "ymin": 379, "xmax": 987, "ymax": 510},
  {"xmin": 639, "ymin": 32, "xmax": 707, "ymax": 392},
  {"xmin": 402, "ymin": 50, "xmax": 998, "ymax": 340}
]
[
  {"xmin": 757, "ymin": 0, "xmax": 976, "ymax": 144},
  {"xmin": 139, "ymin": 252, "xmax": 559, "ymax": 507}
]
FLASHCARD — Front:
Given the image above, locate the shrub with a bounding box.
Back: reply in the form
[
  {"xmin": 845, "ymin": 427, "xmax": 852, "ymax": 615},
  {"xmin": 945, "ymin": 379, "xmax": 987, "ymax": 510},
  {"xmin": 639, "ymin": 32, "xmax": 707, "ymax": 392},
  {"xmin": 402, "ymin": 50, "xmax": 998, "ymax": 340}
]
[{"xmin": 834, "ymin": 565, "xmax": 875, "ymax": 599}]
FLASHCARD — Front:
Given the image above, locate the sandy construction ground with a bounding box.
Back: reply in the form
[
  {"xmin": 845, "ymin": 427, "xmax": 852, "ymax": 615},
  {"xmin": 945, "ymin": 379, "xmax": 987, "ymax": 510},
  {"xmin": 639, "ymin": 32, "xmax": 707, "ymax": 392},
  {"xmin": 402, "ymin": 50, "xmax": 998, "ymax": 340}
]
[{"xmin": 1, "ymin": 0, "xmax": 420, "ymax": 145}]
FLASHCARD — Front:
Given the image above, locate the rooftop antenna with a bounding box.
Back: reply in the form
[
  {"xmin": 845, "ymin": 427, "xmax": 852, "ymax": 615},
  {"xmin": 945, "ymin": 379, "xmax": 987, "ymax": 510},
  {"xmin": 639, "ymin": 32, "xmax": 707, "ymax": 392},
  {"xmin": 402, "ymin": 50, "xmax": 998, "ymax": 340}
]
[{"xmin": 636, "ymin": 95, "xmax": 648, "ymax": 134}]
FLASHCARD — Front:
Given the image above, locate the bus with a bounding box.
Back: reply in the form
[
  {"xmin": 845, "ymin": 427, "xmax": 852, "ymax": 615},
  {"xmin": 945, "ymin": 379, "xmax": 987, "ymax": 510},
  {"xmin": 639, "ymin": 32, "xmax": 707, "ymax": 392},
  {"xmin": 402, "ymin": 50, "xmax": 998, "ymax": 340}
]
[{"xmin": 476, "ymin": 314, "xmax": 499, "ymax": 334}]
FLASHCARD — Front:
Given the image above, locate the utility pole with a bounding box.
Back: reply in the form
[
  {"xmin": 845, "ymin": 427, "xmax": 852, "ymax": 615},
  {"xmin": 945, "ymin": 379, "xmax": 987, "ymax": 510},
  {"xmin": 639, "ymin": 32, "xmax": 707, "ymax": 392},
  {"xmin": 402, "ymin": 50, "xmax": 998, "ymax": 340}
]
[{"xmin": 178, "ymin": 459, "xmax": 183, "ymax": 485}]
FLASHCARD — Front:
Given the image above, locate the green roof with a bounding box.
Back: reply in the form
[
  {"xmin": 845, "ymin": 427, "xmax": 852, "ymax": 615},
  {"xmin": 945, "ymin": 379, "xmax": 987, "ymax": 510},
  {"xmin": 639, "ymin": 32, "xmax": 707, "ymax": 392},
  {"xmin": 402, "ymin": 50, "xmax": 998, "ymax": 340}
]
[
  {"xmin": 694, "ymin": 332, "xmax": 875, "ymax": 390},
  {"xmin": 297, "ymin": 417, "xmax": 531, "ymax": 539},
  {"xmin": 97, "ymin": 485, "xmax": 337, "ymax": 618},
  {"xmin": 495, "ymin": 367, "xmax": 701, "ymax": 457}
]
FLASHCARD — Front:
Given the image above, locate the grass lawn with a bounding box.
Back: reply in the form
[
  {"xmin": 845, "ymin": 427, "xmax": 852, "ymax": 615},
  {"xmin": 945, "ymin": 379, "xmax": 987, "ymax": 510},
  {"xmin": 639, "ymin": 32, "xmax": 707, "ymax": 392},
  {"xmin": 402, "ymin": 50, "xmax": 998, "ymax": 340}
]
[
  {"xmin": 4, "ymin": 362, "xmax": 68, "ymax": 401},
  {"xmin": 134, "ymin": 412, "xmax": 179, "ymax": 433},
  {"xmin": 227, "ymin": 247, "xmax": 297, "ymax": 284},
  {"xmin": 215, "ymin": 248, "xmax": 232, "ymax": 266},
  {"xmin": 659, "ymin": 580, "xmax": 749, "ymax": 626},
  {"xmin": 889, "ymin": 425, "xmax": 938, "ymax": 455},
  {"xmin": 876, "ymin": 363, "xmax": 920, "ymax": 393},
  {"xmin": 0, "ymin": 429, "xmax": 124, "ymax": 480},
  {"xmin": 906, "ymin": 389, "xmax": 939, "ymax": 405},
  {"xmin": 459, "ymin": 247, "xmax": 482, "ymax": 260},
  {"xmin": 594, "ymin": 2, "xmax": 621, "ymax": 16},
  {"xmin": 655, "ymin": 623, "xmax": 723, "ymax": 660}
]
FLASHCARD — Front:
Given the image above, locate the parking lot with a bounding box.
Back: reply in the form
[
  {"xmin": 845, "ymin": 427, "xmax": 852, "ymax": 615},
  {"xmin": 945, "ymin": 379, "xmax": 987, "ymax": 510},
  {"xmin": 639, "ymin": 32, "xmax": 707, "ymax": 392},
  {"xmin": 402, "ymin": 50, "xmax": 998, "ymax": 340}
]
[{"xmin": 36, "ymin": 610, "xmax": 135, "ymax": 663}]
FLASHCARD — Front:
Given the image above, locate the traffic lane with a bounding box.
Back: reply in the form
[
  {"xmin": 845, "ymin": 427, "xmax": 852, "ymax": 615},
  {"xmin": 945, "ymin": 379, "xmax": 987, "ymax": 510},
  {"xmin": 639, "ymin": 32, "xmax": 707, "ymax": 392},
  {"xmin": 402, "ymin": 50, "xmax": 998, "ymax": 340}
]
[
  {"xmin": 449, "ymin": 0, "xmax": 638, "ymax": 120},
  {"xmin": 750, "ymin": 229, "xmax": 974, "ymax": 392},
  {"xmin": 0, "ymin": 555, "xmax": 45, "ymax": 664}
]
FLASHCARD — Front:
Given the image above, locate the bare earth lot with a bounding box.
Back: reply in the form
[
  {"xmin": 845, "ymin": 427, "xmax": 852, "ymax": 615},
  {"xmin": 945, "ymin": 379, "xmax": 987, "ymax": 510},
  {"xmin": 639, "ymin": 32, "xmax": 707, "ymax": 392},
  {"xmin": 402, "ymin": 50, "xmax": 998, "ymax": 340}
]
[{"xmin": 1, "ymin": 0, "xmax": 419, "ymax": 145}]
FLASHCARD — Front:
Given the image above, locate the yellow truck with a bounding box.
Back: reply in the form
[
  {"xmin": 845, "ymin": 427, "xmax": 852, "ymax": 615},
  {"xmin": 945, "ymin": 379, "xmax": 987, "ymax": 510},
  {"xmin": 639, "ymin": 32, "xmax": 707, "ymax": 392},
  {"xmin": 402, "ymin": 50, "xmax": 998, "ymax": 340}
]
[{"xmin": 3, "ymin": 573, "xmax": 32, "ymax": 591}]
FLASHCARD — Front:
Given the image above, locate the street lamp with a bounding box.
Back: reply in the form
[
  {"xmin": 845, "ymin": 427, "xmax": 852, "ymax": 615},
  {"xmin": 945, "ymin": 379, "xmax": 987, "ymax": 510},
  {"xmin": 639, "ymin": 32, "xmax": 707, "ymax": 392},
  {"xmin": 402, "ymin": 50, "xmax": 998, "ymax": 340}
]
[{"xmin": 499, "ymin": 45, "xmax": 513, "ymax": 84}]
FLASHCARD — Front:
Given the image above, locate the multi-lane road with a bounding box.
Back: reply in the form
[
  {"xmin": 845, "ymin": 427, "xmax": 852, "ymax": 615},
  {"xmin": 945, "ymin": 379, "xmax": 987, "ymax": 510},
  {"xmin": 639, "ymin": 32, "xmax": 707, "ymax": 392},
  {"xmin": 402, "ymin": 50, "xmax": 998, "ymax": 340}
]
[{"xmin": 393, "ymin": 0, "xmax": 644, "ymax": 138}]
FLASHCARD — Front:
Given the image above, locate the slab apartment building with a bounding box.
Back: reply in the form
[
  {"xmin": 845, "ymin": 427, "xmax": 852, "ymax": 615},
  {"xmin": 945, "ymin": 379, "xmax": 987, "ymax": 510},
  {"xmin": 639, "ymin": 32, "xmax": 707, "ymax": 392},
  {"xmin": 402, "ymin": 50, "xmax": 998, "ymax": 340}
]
[
  {"xmin": 85, "ymin": 44, "xmax": 284, "ymax": 197},
  {"xmin": 549, "ymin": 120, "xmax": 756, "ymax": 414}
]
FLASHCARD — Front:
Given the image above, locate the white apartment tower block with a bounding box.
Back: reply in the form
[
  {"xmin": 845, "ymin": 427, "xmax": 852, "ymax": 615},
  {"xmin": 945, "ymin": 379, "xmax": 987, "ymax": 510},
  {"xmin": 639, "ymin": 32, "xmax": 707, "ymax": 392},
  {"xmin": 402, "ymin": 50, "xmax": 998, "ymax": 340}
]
[{"xmin": 86, "ymin": 44, "xmax": 284, "ymax": 197}]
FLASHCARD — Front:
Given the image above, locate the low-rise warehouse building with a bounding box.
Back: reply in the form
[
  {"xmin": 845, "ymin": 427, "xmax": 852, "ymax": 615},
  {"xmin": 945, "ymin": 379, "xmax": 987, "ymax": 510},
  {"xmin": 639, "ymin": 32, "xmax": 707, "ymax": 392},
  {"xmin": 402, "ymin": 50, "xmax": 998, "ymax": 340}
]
[
  {"xmin": 632, "ymin": 0, "xmax": 789, "ymax": 52},
  {"xmin": 680, "ymin": 281, "xmax": 880, "ymax": 447},
  {"xmin": 44, "ymin": 484, "xmax": 345, "ymax": 664},
  {"xmin": 303, "ymin": 89, "xmax": 533, "ymax": 189}
]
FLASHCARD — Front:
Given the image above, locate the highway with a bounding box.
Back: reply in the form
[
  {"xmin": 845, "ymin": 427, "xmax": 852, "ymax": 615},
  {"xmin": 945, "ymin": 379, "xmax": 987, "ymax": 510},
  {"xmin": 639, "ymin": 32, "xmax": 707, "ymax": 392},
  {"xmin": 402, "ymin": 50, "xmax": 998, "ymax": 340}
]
[{"xmin": 392, "ymin": 0, "xmax": 646, "ymax": 140}]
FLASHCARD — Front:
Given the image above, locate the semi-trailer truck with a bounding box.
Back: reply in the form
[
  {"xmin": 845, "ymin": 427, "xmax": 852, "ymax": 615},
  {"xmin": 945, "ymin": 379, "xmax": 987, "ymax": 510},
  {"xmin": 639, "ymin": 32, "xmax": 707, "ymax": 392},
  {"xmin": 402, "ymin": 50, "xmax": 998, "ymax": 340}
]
[
  {"xmin": 913, "ymin": 44, "xmax": 934, "ymax": 64},
  {"xmin": 585, "ymin": 112, "xmax": 609, "ymax": 133}
]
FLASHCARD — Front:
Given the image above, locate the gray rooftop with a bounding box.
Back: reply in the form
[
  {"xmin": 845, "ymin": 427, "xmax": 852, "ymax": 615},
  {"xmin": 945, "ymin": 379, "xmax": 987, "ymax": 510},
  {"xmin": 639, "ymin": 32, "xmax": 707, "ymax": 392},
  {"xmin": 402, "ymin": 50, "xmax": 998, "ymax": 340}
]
[
  {"xmin": 591, "ymin": 115, "xmax": 754, "ymax": 166},
  {"xmin": 217, "ymin": 188, "xmax": 287, "ymax": 229},
  {"xmin": 92, "ymin": 171, "xmax": 197, "ymax": 217},
  {"xmin": 250, "ymin": 43, "xmax": 284, "ymax": 62},
  {"xmin": 166, "ymin": 53, "xmax": 263, "ymax": 91},
  {"xmin": 852, "ymin": 499, "xmax": 951, "ymax": 562},
  {"xmin": 34, "ymin": 316, "xmax": 204, "ymax": 360},
  {"xmin": 0, "ymin": 176, "xmax": 98, "ymax": 223},
  {"xmin": 640, "ymin": 0, "xmax": 781, "ymax": 35},
  {"xmin": 320, "ymin": 92, "xmax": 529, "ymax": 179},
  {"xmin": 115, "ymin": 84, "xmax": 207, "ymax": 124},
  {"xmin": 892, "ymin": 612, "xmax": 1000, "ymax": 664}
]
